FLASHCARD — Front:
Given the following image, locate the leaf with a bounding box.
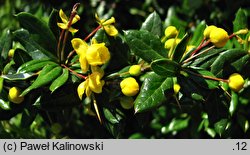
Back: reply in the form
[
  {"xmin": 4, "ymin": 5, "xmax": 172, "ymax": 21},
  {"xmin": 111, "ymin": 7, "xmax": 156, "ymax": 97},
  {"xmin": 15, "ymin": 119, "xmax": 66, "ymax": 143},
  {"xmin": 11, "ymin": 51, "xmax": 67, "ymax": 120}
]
[
  {"xmin": 189, "ymin": 20, "xmax": 206, "ymax": 46},
  {"xmin": 229, "ymin": 91, "xmax": 238, "ymax": 116},
  {"xmin": 21, "ymin": 65, "xmax": 62, "ymax": 96},
  {"xmin": 49, "ymin": 68, "xmax": 69, "ymax": 93},
  {"xmin": 1, "ymin": 73, "xmax": 36, "ymax": 81},
  {"xmin": 211, "ymin": 49, "xmax": 248, "ymax": 77},
  {"xmin": 172, "ymin": 33, "xmax": 189, "ymax": 62},
  {"xmin": 166, "ymin": 117, "xmax": 190, "ymax": 132},
  {"xmin": 13, "ymin": 48, "xmax": 32, "ymax": 67},
  {"xmin": 237, "ymin": 114, "xmax": 249, "ymax": 133},
  {"xmin": 16, "ymin": 12, "xmax": 57, "ymax": 54},
  {"xmin": 0, "ymin": 99, "xmax": 10, "ymax": 110},
  {"xmin": 141, "ymin": 11, "xmax": 162, "ymax": 37},
  {"xmin": 124, "ymin": 30, "xmax": 165, "ymax": 63},
  {"xmin": 13, "ymin": 29, "xmax": 57, "ymax": 61},
  {"xmin": 134, "ymin": 72, "xmax": 173, "ymax": 113},
  {"xmin": 151, "ymin": 58, "xmax": 181, "ymax": 77},
  {"xmin": 0, "ymin": 30, "xmax": 12, "ymax": 59},
  {"xmin": 214, "ymin": 119, "xmax": 228, "ymax": 137},
  {"xmin": 233, "ymin": 8, "xmax": 248, "ymax": 33},
  {"xmin": 48, "ymin": 9, "xmax": 60, "ymax": 39},
  {"xmin": 17, "ymin": 59, "xmax": 57, "ymax": 73},
  {"xmin": 21, "ymin": 107, "xmax": 38, "ymax": 128}
]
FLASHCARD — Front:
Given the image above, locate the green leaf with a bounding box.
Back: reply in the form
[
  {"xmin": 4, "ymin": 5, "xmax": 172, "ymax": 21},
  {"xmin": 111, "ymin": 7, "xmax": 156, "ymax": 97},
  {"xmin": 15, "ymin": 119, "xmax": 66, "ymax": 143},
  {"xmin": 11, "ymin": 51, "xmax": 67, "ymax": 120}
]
[
  {"xmin": 13, "ymin": 29, "xmax": 57, "ymax": 61},
  {"xmin": 151, "ymin": 58, "xmax": 181, "ymax": 77},
  {"xmin": 172, "ymin": 33, "xmax": 189, "ymax": 62},
  {"xmin": 229, "ymin": 91, "xmax": 238, "ymax": 116},
  {"xmin": 134, "ymin": 72, "xmax": 173, "ymax": 113},
  {"xmin": 214, "ymin": 119, "xmax": 228, "ymax": 137},
  {"xmin": 16, "ymin": 12, "xmax": 57, "ymax": 54},
  {"xmin": 1, "ymin": 73, "xmax": 36, "ymax": 81},
  {"xmin": 21, "ymin": 65, "xmax": 62, "ymax": 96},
  {"xmin": 211, "ymin": 49, "xmax": 248, "ymax": 77},
  {"xmin": 166, "ymin": 117, "xmax": 190, "ymax": 132},
  {"xmin": 17, "ymin": 59, "xmax": 57, "ymax": 73},
  {"xmin": 48, "ymin": 9, "xmax": 60, "ymax": 39},
  {"xmin": 49, "ymin": 68, "xmax": 69, "ymax": 93},
  {"xmin": 0, "ymin": 30, "xmax": 12, "ymax": 59},
  {"xmin": 0, "ymin": 99, "xmax": 10, "ymax": 110},
  {"xmin": 21, "ymin": 108, "xmax": 38, "ymax": 128},
  {"xmin": 124, "ymin": 30, "xmax": 165, "ymax": 63},
  {"xmin": 237, "ymin": 114, "xmax": 249, "ymax": 133},
  {"xmin": 13, "ymin": 48, "xmax": 32, "ymax": 67},
  {"xmin": 141, "ymin": 11, "xmax": 162, "ymax": 37},
  {"xmin": 164, "ymin": 7, "xmax": 188, "ymax": 30},
  {"xmin": 233, "ymin": 8, "xmax": 248, "ymax": 33},
  {"xmin": 189, "ymin": 20, "xmax": 206, "ymax": 46}
]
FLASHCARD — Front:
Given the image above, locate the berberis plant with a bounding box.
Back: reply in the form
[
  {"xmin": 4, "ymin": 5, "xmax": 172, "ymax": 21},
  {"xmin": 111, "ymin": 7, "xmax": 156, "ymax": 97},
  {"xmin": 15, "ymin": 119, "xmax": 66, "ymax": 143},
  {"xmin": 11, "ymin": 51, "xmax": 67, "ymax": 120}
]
[{"xmin": 0, "ymin": 3, "xmax": 249, "ymax": 138}]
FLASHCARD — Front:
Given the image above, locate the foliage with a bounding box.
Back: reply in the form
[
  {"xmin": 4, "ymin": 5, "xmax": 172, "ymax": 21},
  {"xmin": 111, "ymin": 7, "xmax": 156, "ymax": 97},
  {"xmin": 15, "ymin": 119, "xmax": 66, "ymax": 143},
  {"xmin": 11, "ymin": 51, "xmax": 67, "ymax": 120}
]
[{"xmin": 0, "ymin": 1, "xmax": 250, "ymax": 138}]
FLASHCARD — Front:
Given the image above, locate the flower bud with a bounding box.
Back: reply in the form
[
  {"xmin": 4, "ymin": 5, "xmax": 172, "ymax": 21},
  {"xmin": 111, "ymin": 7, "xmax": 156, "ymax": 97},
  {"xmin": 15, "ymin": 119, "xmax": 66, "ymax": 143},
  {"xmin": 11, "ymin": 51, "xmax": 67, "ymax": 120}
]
[
  {"xmin": 119, "ymin": 96, "xmax": 134, "ymax": 109},
  {"xmin": 8, "ymin": 49, "xmax": 15, "ymax": 58},
  {"xmin": 120, "ymin": 77, "xmax": 139, "ymax": 96},
  {"xmin": 228, "ymin": 73, "xmax": 244, "ymax": 92},
  {"xmin": 8, "ymin": 87, "xmax": 24, "ymax": 104},
  {"xmin": 203, "ymin": 25, "xmax": 217, "ymax": 38},
  {"xmin": 235, "ymin": 29, "xmax": 248, "ymax": 35},
  {"xmin": 173, "ymin": 84, "xmax": 181, "ymax": 95},
  {"xmin": 210, "ymin": 28, "xmax": 229, "ymax": 47},
  {"xmin": 129, "ymin": 65, "xmax": 142, "ymax": 76},
  {"xmin": 164, "ymin": 38, "xmax": 181, "ymax": 50},
  {"xmin": 165, "ymin": 26, "xmax": 178, "ymax": 38}
]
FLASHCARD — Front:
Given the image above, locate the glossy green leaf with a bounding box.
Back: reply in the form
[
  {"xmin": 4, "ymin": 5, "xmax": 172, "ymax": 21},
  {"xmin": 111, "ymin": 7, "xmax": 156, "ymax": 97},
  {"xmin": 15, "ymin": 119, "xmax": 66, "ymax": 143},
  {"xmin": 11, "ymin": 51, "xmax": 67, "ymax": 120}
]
[
  {"xmin": 229, "ymin": 91, "xmax": 238, "ymax": 116},
  {"xmin": 3, "ymin": 60, "xmax": 15, "ymax": 75},
  {"xmin": 211, "ymin": 49, "xmax": 248, "ymax": 77},
  {"xmin": 237, "ymin": 114, "xmax": 249, "ymax": 133},
  {"xmin": 16, "ymin": 12, "xmax": 57, "ymax": 54},
  {"xmin": 189, "ymin": 20, "xmax": 206, "ymax": 46},
  {"xmin": 17, "ymin": 59, "xmax": 56, "ymax": 73},
  {"xmin": 172, "ymin": 33, "xmax": 189, "ymax": 62},
  {"xmin": 0, "ymin": 77, "xmax": 3, "ymax": 93},
  {"xmin": 134, "ymin": 72, "xmax": 173, "ymax": 113},
  {"xmin": 141, "ymin": 11, "xmax": 162, "ymax": 37},
  {"xmin": 13, "ymin": 48, "xmax": 32, "ymax": 67},
  {"xmin": 0, "ymin": 30, "xmax": 12, "ymax": 59},
  {"xmin": 1, "ymin": 73, "xmax": 36, "ymax": 81},
  {"xmin": 13, "ymin": 29, "xmax": 57, "ymax": 61},
  {"xmin": 151, "ymin": 58, "xmax": 181, "ymax": 77},
  {"xmin": 21, "ymin": 65, "xmax": 62, "ymax": 96},
  {"xmin": 124, "ymin": 30, "xmax": 165, "ymax": 63},
  {"xmin": 0, "ymin": 99, "xmax": 10, "ymax": 110},
  {"xmin": 233, "ymin": 8, "xmax": 248, "ymax": 33},
  {"xmin": 214, "ymin": 119, "xmax": 228, "ymax": 137},
  {"xmin": 49, "ymin": 68, "xmax": 69, "ymax": 92},
  {"xmin": 166, "ymin": 117, "xmax": 190, "ymax": 132}
]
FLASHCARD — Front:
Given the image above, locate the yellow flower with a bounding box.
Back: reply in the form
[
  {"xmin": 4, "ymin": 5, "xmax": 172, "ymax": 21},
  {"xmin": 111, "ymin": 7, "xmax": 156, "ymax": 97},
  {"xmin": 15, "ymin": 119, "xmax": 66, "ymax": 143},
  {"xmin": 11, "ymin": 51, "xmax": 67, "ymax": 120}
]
[
  {"xmin": 173, "ymin": 84, "xmax": 181, "ymax": 95},
  {"xmin": 164, "ymin": 38, "xmax": 181, "ymax": 49},
  {"xmin": 129, "ymin": 65, "xmax": 142, "ymax": 76},
  {"xmin": 210, "ymin": 28, "xmax": 229, "ymax": 48},
  {"xmin": 86, "ymin": 43, "xmax": 110, "ymax": 66},
  {"xmin": 120, "ymin": 77, "xmax": 139, "ymax": 97},
  {"xmin": 203, "ymin": 25, "xmax": 217, "ymax": 38},
  {"xmin": 77, "ymin": 67, "xmax": 105, "ymax": 99},
  {"xmin": 95, "ymin": 14, "xmax": 118, "ymax": 36},
  {"xmin": 71, "ymin": 38, "xmax": 89, "ymax": 73},
  {"xmin": 72, "ymin": 38, "xmax": 110, "ymax": 72},
  {"xmin": 57, "ymin": 9, "xmax": 80, "ymax": 33},
  {"xmin": 228, "ymin": 73, "xmax": 244, "ymax": 92},
  {"xmin": 8, "ymin": 49, "xmax": 15, "ymax": 58},
  {"xmin": 8, "ymin": 87, "xmax": 24, "ymax": 104},
  {"xmin": 165, "ymin": 26, "xmax": 178, "ymax": 39}
]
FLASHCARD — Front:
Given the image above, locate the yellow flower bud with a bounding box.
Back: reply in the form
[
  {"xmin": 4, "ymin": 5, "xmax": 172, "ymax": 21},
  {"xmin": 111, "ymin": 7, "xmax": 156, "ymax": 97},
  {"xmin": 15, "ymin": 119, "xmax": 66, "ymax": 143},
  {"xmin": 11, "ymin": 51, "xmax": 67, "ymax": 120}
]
[
  {"xmin": 164, "ymin": 38, "xmax": 181, "ymax": 49},
  {"xmin": 165, "ymin": 26, "xmax": 178, "ymax": 38},
  {"xmin": 235, "ymin": 29, "xmax": 248, "ymax": 35},
  {"xmin": 8, "ymin": 49, "xmax": 15, "ymax": 58},
  {"xmin": 185, "ymin": 45, "xmax": 196, "ymax": 53},
  {"xmin": 203, "ymin": 25, "xmax": 217, "ymax": 38},
  {"xmin": 129, "ymin": 65, "xmax": 142, "ymax": 76},
  {"xmin": 173, "ymin": 84, "xmax": 181, "ymax": 95},
  {"xmin": 120, "ymin": 77, "xmax": 139, "ymax": 96},
  {"xmin": 86, "ymin": 43, "xmax": 110, "ymax": 66},
  {"xmin": 210, "ymin": 28, "xmax": 229, "ymax": 47},
  {"xmin": 228, "ymin": 73, "xmax": 244, "ymax": 92},
  {"xmin": 8, "ymin": 87, "xmax": 24, "ymax": 104},
  {"xmin": 119, "ymin": 96, "xmax": 134, "ymax": 109}
]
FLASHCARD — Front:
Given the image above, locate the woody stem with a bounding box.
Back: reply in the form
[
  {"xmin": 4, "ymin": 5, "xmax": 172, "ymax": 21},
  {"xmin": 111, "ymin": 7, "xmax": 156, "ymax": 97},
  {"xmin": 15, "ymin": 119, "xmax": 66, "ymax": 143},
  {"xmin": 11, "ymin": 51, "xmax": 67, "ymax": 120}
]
[{"xmin": 61, "ymin": 64, "xmax": 87, "ymax": 80}]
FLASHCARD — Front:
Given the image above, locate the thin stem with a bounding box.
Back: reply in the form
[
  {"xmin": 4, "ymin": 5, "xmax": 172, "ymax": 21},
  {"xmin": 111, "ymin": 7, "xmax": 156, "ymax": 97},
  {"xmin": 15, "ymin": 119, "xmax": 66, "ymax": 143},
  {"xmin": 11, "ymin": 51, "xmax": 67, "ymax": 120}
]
[
  {"xmin": 182, "ymin": 45, "xmax": 215, "ymax": 64},
  {"xmin": 61, "ymin": 64, "xmax": 87, "ymax": 80},
  {"xmin": 57, "ymin": 30, "xmax": 65, "ymax": 63},
  {"xmin": 185, "ymin": 69, "xmax": 228, "ymax": 83},
  {"xmin": 190, "ymin": 39, "xmax": 210, "ymax": 57},
  {"xmin": 84, "ymin": 25, "xmax": 102, "ymax": 41}
]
